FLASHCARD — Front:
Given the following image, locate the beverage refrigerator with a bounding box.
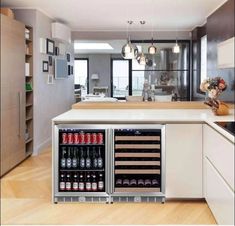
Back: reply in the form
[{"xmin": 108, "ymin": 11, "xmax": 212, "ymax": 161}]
[{"xmin": 53, "ymin": 124, "xmax": 165, "ymax": 203}]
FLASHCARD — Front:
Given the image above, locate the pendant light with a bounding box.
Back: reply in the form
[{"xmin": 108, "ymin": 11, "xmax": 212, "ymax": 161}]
[
  {"xmin": 121, "ymin": 21, "xmax": 138, "ymax": 59},
  {"xmin": 173, "ymin": 29, "xmax": 180, "ymax": 53},
  {"xmin": 148, "ymin": 3, "xmax": 157, "ymax": 55},
  {"xmin": 137, "ymin": 21, "xmax": 147, "ymax": 65}
]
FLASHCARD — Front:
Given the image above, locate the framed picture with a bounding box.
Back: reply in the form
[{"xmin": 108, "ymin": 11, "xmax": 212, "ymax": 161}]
[
  {"xmin": 68, "ymin": 65, "xmax": 71, "ymax": 76},
  {"xmin": 71, "ymin": 66, "xmax": 73, "ymax": 75},
  {"xmin": 47, "ymin": 74, "xmax": 54, "ymax": 84},
  {"xmin": 66, "ymin": 53, "xmax": 70, "ymax": 62},
  {"xmin": 48, "ymin": 56, "xmax": 53, "ymax": 66},
  {"xmin": 55, "ymin": 47, "xmax": 59, "ymax": 56},
  {"xmin": 42, "ymin": 61, "xmax": 49, "ymax": 72},
  {"xmin": 46, "ymin": 38, "xmax": 55, "ymax": 55}
]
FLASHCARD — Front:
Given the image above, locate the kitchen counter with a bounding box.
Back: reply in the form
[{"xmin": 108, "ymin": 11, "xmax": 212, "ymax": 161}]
[{"xmin": 53, "ymin": 108, "xmax": 234, "ymax": 143}]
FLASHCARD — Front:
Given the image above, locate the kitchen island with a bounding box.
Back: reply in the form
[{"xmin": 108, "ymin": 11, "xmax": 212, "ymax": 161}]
[{"xmin": 52, "ymin": 105, "xmax": 234, "ymax": 225}]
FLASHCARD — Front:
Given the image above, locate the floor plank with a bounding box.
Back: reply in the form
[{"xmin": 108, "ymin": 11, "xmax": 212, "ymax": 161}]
[{"xmin": 1, "ymin": 147, "xmax": 217, "ymax": 225}]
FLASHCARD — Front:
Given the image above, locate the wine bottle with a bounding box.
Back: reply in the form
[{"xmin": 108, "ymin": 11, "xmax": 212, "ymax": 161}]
[
  {"xmin": 65, "ymin": 173, "xmax": 71, "ymax": 191},
  {"xmin": 86, "ymin": 147, "xmax": 91, "ymax": 169},
  {"xmin": 72, "ymin": 172, "xmax": 79, "ymax": 191},
  {"xmin": 85, "ymin": 172, "xmax": 91, "ymax": 191},
  {"xmin": 78, "ymin": 172, "xmax": 85, "ymax": 191},
  {"xmin": 66, "ymin": 147, "xmax": 72, "ymax": 169},
  {"xmin": 80, "ymin": 147, "xmax": 85, "ymax": 169},
  {"xmin": 98, "ymin": 172, "xmax": 104, "ymax": 191},
  {"xmin": 123, "ymin": 179, "xmax": 130, "ymax": 186},
  {"xmin": 91, "ymin": 172, "xmax": 98, "ymax": 191},
  {"xmin": 72, "ymin": 148, "xmax": 78, "ymax": 168},
  {"xmin": 60, "ymin": 147, "xmax": 66, "ymax": 168},
  {"xmin": 97, "ymin": 147, "xmax": 103, "ymax": 169},
  {"xmin": 59, "ymin": 173, "xmax": 66, "ymax": 191},
  {"xmin": 92, "ymin": 147, "xmax": 98, "ymax": 169}
]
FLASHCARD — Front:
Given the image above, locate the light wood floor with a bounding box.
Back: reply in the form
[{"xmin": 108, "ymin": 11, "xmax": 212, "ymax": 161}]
[{"xmin": 1, "ymin": 147, "xmax": 216, "ymax": 225}]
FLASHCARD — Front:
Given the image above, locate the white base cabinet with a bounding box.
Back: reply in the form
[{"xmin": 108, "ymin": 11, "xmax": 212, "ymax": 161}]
[
  {"xmin": 205, "ymin": 159, "xmax": 234, "ymax": 225},
  {"xmin": 203, "ymin": 124, "xmax": 234, "ymax": 225},
  {"xmin": 165, "ymin": 124, "xmax": 203, "ymax": 198}
]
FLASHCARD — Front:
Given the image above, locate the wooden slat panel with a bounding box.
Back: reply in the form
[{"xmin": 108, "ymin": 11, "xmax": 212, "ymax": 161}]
[
  {"xmin": 115, "ymin": 136, "xmax": 160, "ymax": 141},
  {"xmin": 115, "ymin": 153, "xmax": 160, "ymax": 158},
  {"xmin": 115, "ymin": 187, "xmax": 161, "ymax": 192},
  {"xmin": 115, "ymin": 161, "xmax": 160, "ymax": 166},
  {"xmin": 115, "ymin": 144, "xmax": 160, "ymax": 149},
  {"xmin": 115, "ymin": 169, "xmax": 160, "ymax": 174}
]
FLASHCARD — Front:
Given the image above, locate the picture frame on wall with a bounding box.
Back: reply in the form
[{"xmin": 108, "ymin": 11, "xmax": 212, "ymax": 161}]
[
  {"xmin": 46, "ymin": 38, "xmax": 55, "ymax": 55},
  {"xmin": 55, "ymin": 47, "xmax": 59, "ymax": 56},
  {"xmin": 42, "ymin": 61, "xmax": 49, "ymax": 72},
  {"xmin": 66, "ymin": 53, "xmax": 70, "ymax": 62},
  {"xmin": 48, "ymin": 56, "xmax": 53, "ymax": 66},
  {"xmin": 47, "ymin": 74, "xmax": 54, "ymax": 84}
]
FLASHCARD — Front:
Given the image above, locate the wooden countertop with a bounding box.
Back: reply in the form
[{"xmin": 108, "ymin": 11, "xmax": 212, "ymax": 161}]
[{"xmin": 72, "ymin": 101, "xmax": 219, "ymax": 109}]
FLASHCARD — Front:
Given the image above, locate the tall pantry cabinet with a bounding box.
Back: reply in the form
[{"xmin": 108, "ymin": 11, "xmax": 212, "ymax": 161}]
[{"xmin": 0, "ymin": 14, "xmax": 26, "ymax": 176}]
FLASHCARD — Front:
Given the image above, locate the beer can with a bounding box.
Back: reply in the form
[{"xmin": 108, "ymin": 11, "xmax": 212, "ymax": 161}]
[
  {"xmin": 85, "ymin": 133, "xmax": 91, "ymax": 144},
  {"xmin": 74, "ymin": 133, "xmax": 80, "ymax": 144},
  {"xmin": 62, "ymin": 132, "xmax": 68, "ymax": 144},
  {"xmin": 80, "ymin": 131, "xmax": 85, "ymax": 144},
  {"xmin": 97, "ymin": 133, "xmax": 103, "ymax": 144},
  {"xmin": 91, "ymin": 133, "xmax": 97, "ymax": 144},
  {"xmin": 68, "ymin": 131, "xmax": 74, "ymax": 144}
]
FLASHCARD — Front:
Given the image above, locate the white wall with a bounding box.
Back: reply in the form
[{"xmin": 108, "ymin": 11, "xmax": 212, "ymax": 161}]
[{"xmin": 14, "ymin": 9, "xmax": 75, "ymax": 155}]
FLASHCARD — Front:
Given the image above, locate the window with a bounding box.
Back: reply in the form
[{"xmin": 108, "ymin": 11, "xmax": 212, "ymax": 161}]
[
  {"xmin": 200, "ymin": 35, "xmax": 207, "ymax": 82},
  {"xmin": 74, "ymin": 59, "xmax": 88, "ymax": 97},
  {"xmin": 111, "ymin": 59, "xmax": 129, "ymax": 98}
]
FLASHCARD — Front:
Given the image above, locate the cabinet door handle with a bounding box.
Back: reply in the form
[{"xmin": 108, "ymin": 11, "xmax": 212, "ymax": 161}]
[{"xmin": 18, "ymin": 92, "xmax": 22, "ymax": 137}]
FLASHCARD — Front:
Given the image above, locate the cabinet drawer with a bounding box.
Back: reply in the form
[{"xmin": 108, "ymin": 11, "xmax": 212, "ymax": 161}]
[
  {"xmin": 205, "ymin": 158, "xmax": 234, "ymax": 225},
  {"xmin": 203, "ymin": 125, "xmax": 234, "ymax": 190}
]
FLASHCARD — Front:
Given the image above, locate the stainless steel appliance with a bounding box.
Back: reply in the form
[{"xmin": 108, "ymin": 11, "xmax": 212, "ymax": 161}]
[
  {"xmin": 53, "ymin": 124, "xmax": 165, "ymax": 203},
  {"xmin": 214, "ymin": 121, "xmax": 235, "ymax": 136}
]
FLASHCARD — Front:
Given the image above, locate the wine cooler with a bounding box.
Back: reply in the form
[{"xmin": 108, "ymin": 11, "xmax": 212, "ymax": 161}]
[
  {"xmin": 110, "ymin": 125, "xmax": 165, "ymax": 203},
  {"xmin": 53, "ymin": 124, "xmax": 110, "ymax": 203},
  {"xmin": 53, "ymin": 124, "xmax": 165, "ymax": 203}
]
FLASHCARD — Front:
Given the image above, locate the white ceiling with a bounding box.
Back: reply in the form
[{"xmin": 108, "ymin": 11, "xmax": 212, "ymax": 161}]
[{"xmin": 2, "ymin": 0, "xmax": 227, "ymax": 31}]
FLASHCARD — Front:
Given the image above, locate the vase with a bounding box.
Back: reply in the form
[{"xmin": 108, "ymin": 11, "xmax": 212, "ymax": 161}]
[{"xmin": 213, "ymin": 101, "xmax": 229, "ymax": 116}]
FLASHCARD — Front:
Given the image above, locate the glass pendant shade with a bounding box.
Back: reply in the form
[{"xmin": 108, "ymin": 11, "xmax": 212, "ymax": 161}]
[
  {"xmin": 137, "ymin": 52, "xmax": 147, "ymax": 65},
  {"xmin": 148, "ymin": 44, "xmax": 157, "ymax": 54},
  {"xmin": 173, "ymin": 43, "xmax": 180, "ymax": 53},
  {"xmin": 121, "ymin": 40, "xmax": 138, "ymax": 59}
]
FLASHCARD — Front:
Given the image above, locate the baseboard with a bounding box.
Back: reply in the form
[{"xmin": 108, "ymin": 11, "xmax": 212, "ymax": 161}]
[{"xmin": 33, "ymin": 137, "xmax": 51, "ymax": 156}]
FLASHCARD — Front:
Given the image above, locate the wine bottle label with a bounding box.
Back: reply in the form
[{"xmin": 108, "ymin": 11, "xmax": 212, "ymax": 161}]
[
  {"xmin": 72, "ymin": 159, "xmax": 77, "ymax": 168},
  {"xmin": 80, "ymin": 159, "xmax": 85, "ymax": 168},
  {"xmin": 98, "ymin": 159, "xmax": 103, "ymax": 168},
  {"xmin": 67, "ymin": 159, "xmax": 72, "ymax": 168},
  {"xmin": 79, "ymin": 182, "xmax": 85, "ymax": 191},
  {"xmin": 60, "ymin": 182, "xmax": 65, "ymax": 190},
  {"xmin": 98, "ymin": 181, "xmax": 104, "ymax": 190},
  {"xmin": 61, "ymin": 159, "xmax": 66, "ymax": 168},
  {"xmin": 86, "ymin": 182, "xmax": 91, "ymax": 191},
  {"xmin": 65, "ymin": 182, "xmax": 71, "ymax": 190},
  {"xmin": 92, "ymin": 182, "xmax": 97, "ymax": 191},
  {"xmin": 73, "ymin": 182, "xmax": 78, "ymax": 190},
  {"xmin": 86, "ymin": 159, "xmax": 91, "ymax": 168}
]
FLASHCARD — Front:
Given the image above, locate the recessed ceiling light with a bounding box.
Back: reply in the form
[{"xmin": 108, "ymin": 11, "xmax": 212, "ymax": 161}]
[{"xmin": 74, "ymin": 43, "xmax": 113, "ymax": 50}]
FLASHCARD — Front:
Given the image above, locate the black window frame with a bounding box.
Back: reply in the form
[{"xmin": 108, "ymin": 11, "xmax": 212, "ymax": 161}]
[{"xmin": 74, "ymin": 58, "xmax": 89, "ymax": 94}]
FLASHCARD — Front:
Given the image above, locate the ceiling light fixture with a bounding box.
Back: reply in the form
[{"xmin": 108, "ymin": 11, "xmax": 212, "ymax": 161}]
[
  {"xmin": 173, "ymin": 21, "xmax": 180, "ymax": 53},
  {"xmin": 148, "ymin": 2, "xmax": 157, "ymax": 55},
  {"xmin": 137, "ymin": 21, "xmax": 147, "ymax": 65},
  {"xmin": 121, "ymin": 21, "xmax": 138, "ymax": 59}
]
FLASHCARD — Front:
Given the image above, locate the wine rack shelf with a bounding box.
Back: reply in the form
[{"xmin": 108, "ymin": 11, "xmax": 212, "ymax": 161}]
[
  {"xmin": 115, "ymin": 188, "xmax": 161, "ymax": 192},
  {"xmin": 115, "ymin": 144, "xmax": 160, "ymax": 149},
  {"xmin": 115, "ymin": 161, "xmax": 160, "ymax": 166},
  {"xmin": 115, "ymin": 136, "xmax": 160, "ymax": 141},
  {"xmin": 115, "ymin": 169, "xmax": 161, "ymax": 174},
  {"xmin": 115, "ymin": 153, "xmax": 161, "ymax": 158}
]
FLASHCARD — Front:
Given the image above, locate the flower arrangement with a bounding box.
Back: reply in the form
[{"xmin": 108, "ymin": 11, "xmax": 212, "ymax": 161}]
[{"xmin": 200, "ymin": 77, "xmax": 229, "ymax": 115}]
